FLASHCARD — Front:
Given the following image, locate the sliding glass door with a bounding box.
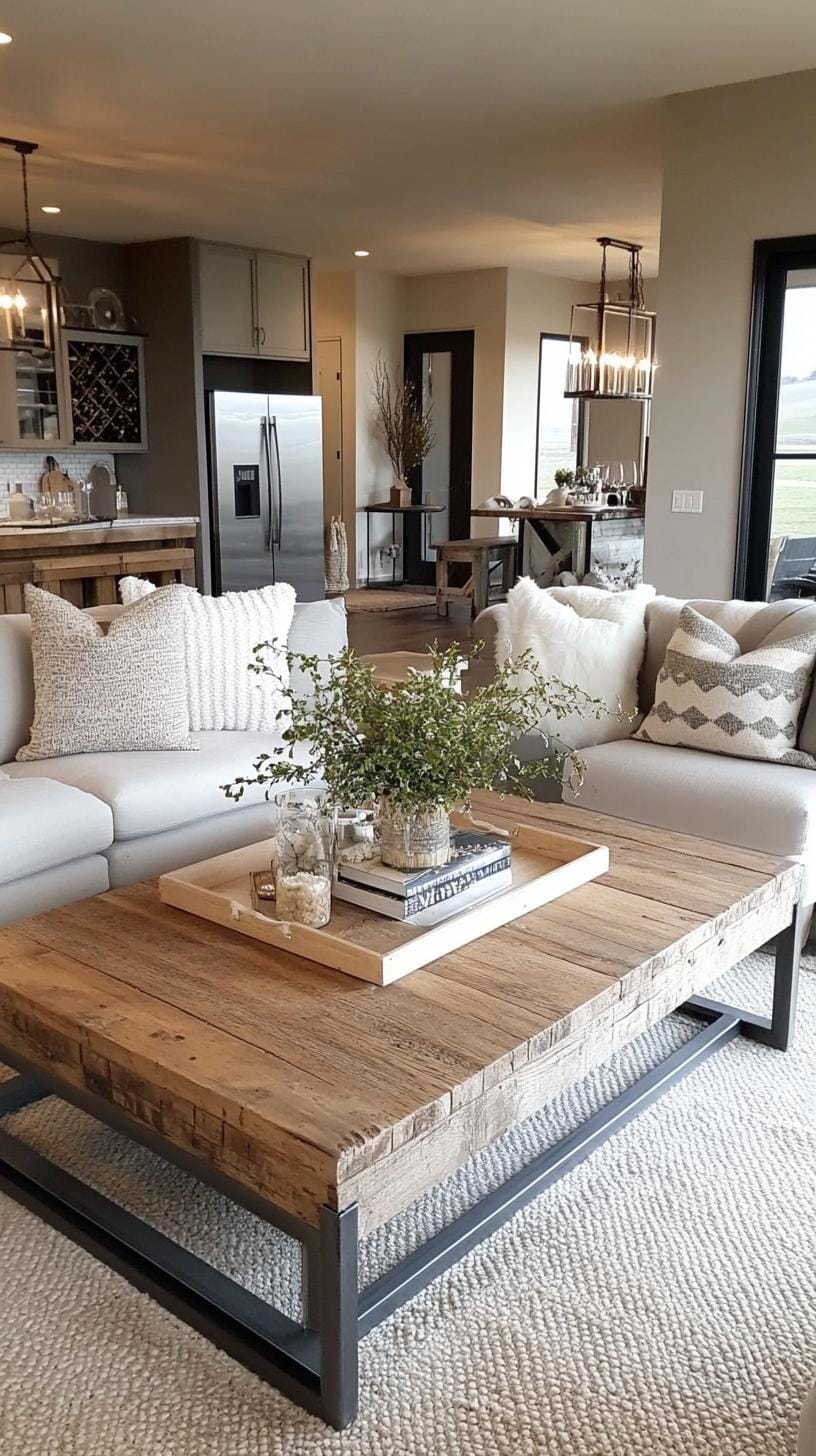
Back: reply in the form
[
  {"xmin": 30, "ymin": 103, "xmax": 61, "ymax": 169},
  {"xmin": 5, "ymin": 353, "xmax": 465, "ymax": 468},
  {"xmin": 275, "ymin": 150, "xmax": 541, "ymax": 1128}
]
[{"xmin": 737, "ymin": 237, "xmax": 816, "ymax": 600}]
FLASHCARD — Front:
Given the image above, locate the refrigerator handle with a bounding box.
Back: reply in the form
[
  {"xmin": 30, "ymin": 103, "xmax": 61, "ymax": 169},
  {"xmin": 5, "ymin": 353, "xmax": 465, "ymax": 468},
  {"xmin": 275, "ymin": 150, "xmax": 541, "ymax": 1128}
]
[
  {"xmin": 270, "ymin": 415, "xmax": 283, "ymax": 549},
  {"xmin": 260, "ymin": 416, "xmax": 276, "ymax": 578}
]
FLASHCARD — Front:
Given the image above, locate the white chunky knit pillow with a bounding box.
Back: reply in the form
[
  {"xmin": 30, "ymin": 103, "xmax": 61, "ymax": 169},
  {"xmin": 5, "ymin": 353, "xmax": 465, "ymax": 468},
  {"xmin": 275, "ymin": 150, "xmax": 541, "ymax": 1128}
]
[{"xmin": 118, "ymin": 577, "xmax": 296, "ymax": 732}]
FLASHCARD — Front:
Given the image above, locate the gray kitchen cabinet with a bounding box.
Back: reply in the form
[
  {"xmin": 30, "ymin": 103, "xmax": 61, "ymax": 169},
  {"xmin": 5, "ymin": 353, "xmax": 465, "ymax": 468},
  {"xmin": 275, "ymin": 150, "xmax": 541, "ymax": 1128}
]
[
  {"xmin": 199, "ymin": 244, "xmax": 257, "ymax": 356},
  {"xmin": 198, "ymin": 242, "xmax": 310, "ymax": 361},
  {"xmin": 254, "ymin": 252, "xmax": 310, "ymax": 359}
]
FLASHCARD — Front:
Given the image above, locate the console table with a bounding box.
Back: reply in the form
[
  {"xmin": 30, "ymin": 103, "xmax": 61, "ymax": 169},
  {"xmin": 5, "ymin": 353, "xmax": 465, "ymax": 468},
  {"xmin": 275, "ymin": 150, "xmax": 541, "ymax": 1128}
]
[{"xmin": 363, "ymin": 502, "xmax": 445, "ymax": 588}]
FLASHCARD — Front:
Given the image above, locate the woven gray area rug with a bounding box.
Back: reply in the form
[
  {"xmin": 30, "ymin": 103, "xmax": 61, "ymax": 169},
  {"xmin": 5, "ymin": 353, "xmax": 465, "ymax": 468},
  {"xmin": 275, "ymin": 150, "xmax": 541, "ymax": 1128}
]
[{"xmin": 0, "ymin": 950, "xmax": 814, "ymax": 1455}]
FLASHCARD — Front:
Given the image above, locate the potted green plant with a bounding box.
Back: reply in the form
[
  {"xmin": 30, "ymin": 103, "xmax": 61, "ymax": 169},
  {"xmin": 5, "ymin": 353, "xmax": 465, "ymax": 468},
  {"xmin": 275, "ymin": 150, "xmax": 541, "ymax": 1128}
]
[
  {"xmin": 371, "ymin": 356, "xmax": 435, "ymax": 507},
  {"xmin": 223, "ymin": 642, "xmax": 603, "ymax": 870}
]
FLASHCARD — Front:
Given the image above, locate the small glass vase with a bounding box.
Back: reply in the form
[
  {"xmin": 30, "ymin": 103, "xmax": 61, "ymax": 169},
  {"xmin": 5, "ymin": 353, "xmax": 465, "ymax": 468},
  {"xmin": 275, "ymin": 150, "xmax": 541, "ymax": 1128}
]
[
  {"xmin": 273, "ymin": 791, "xmax": 334, "ymax": 928},
  {"xmin": 378, "ymin": 797, "xmax": 450, "ymax": 870}
]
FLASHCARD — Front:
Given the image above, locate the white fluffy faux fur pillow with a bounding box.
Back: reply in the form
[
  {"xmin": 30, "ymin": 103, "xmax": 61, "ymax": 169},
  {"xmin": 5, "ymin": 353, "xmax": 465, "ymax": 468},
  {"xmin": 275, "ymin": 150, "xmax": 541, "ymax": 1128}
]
[
  {"xmin": 495, "ymin": 577, "xmax": 655, "ymax": 749},
  {"xmin": 118, "ymin": 577, "xmax": 295, "ymax": 733}
]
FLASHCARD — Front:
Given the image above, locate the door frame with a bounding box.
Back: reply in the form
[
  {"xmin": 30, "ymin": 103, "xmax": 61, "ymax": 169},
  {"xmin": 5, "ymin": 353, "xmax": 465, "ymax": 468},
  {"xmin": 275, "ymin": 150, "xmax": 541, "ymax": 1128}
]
[
  {"xmin": 402, "ymin": 329, "xmax": 475, "ymax": 585},
  {"xmin": 735, "ymin": 232, "xmax": 816, "ymax": 598}
]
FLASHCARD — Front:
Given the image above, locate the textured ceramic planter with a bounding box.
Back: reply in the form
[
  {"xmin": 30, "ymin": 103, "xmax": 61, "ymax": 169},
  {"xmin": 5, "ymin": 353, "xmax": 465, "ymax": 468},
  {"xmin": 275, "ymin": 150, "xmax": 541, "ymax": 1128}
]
[{"xmin": 378, "ymin": 798, "xmax": 450, "ymax": 870}]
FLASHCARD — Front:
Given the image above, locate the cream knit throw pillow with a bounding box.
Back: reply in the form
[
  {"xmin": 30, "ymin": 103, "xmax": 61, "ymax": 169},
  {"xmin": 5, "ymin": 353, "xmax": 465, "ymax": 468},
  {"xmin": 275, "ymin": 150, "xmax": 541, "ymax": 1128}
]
[
  {"xmin": 118, "ymin": 578, "xmax": 296, "ymax": 732},
  {"xmin": 17, "ymin": 584, "xmax": 195, "ymax": 760}
]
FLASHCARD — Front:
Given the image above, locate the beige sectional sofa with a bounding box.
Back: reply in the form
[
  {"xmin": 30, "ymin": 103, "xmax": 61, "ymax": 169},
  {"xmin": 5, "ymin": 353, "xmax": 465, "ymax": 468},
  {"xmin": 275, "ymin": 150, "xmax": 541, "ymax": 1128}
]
[
  {"xmin": 474, "ymin": 594, "xmax": 816, "ymax": 907},
  {"xmin": 0, "ymin": 598, "xmax": 347, "ymax": 925}
]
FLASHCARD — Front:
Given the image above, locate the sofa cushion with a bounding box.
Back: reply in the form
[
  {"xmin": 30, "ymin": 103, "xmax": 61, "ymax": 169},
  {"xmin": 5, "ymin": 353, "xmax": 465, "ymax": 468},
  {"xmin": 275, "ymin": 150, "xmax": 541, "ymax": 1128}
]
[
  {"xmin": 496, "ymin": 578, "xmax": 654, "ymax": 749},
  {"xmin": 118, "ymin": 577, "xmax": 297, "ymax": 732},
  {"xmin": 641, "ymin": 596, "xmax": 816, "ymax": 729},
  {"xmin": 636, "ymin": 605, "xmax": 816, "ymax": 769},
  {"xmin": 0, "ymin": 614, "xmax": 34, "ymax": 765},
  {"xmin": 18, "ymin": 584, "xmax": 196, "ymax": 761},
  {"xmin": 0, "ymin": 777, "xmax": 113, "ymax": 886},
  {"xmin": 564, "ymin": 738, "xmax": 816, "ymax": 860},
  {"xmin": 3, "ymin": 731, "xmax": 312, "ymax": 841}
]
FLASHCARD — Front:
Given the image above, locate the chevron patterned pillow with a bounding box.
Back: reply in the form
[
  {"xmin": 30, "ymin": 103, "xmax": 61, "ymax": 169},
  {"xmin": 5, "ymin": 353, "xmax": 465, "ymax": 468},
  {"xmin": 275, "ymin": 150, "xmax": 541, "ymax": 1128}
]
[{"xmin": 635, "ymin": 604, "xmax": 816, "ymax": 767}]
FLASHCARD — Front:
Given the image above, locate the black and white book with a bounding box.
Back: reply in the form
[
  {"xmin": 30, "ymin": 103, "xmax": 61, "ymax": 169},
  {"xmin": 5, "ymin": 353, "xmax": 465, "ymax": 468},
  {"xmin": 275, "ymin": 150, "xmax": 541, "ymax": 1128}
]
[
  {"xmin": 336, "ymin": 829, "xmax": 510, "ymax": 899},
  {"xmin": 333, "ymin": 866, "xmax": 513, "ymax": 927}
]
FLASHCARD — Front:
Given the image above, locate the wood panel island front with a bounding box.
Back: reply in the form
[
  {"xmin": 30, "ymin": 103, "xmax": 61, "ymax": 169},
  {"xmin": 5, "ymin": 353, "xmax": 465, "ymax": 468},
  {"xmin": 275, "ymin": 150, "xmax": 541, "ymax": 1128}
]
[{"xmin": 0, "ymin": 517, "xmax": 197, "ymax": 613}]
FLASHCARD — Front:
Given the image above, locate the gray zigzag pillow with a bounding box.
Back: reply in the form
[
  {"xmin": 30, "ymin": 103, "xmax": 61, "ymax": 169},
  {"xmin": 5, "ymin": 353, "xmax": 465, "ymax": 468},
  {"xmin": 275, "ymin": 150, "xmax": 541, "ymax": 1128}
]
[{"xmin": 635, "ymin": 604, "xmax": 816, "ymax": 768}]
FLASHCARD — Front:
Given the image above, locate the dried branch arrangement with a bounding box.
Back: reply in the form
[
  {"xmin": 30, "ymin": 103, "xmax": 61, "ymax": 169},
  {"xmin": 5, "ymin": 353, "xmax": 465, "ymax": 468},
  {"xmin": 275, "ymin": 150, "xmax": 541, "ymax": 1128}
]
[{"xmin": 371, "ymin": 355, "xmax": 435, "ymax": 481}]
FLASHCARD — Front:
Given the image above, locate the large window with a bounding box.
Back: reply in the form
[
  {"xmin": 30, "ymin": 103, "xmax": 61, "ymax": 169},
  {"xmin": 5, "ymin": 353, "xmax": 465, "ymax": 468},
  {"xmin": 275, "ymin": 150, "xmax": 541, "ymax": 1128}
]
[
  {"xmin": 738, "ymin": 239, "xmax": 816, "ymax": 599},
  {"xmin": 535, "ymin": 333, "xmax": 584, "ymax": 495}
]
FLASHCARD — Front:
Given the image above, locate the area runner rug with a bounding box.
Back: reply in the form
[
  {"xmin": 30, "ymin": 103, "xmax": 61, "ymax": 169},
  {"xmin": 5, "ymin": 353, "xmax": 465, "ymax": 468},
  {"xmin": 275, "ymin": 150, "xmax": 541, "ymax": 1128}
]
[
  {"xmin": 344, "ymin": 588, "xmax": 435, "ymax": 613},
  {"xmin": 1, "ymin": 950, "xmax": 814, "ymax": 1455}
]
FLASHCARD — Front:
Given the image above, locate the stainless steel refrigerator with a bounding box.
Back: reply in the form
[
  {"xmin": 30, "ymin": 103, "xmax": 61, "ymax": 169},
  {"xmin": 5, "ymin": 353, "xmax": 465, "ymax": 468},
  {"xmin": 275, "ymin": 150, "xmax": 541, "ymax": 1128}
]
[{"xmin": 210, "ymin": 391, "xmax": 325, "ymax": 599}]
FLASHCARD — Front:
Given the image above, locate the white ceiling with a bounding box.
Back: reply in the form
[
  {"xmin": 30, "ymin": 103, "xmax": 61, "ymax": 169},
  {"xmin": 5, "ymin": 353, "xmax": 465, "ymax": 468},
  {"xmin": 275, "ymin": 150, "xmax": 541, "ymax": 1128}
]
[{"xmin": 0, "ymin": 0, "xmax": 815, "ymax": 279}]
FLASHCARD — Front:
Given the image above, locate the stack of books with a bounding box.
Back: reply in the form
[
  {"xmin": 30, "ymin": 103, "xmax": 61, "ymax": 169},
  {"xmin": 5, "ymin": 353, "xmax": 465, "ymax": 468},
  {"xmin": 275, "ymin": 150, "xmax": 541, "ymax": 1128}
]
[{"xmin": 332, "ymin": 829, "xmax": 512, "ymax": 927}]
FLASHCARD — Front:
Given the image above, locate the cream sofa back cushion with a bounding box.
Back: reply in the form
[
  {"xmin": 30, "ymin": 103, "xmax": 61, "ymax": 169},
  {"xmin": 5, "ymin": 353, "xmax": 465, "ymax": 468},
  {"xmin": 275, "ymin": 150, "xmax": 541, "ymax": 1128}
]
[{"xmin": 16, "ymin": 584, "xmax": 196, "ymax": 761}]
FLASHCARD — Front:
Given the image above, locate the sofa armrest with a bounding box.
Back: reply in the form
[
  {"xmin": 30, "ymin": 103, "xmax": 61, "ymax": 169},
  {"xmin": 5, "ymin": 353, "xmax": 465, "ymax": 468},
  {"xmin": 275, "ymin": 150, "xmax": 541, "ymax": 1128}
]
[{"xmin": 464, "ymin": 604, "xmax": 507, "ymax": 694}]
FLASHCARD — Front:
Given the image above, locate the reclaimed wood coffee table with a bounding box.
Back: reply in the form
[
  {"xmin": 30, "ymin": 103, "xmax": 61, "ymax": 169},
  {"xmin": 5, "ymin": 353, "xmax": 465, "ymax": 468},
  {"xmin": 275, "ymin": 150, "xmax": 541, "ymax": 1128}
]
[{"xmin": 0, "ymin": 794, "xmax": 803, "ymax": 1430}]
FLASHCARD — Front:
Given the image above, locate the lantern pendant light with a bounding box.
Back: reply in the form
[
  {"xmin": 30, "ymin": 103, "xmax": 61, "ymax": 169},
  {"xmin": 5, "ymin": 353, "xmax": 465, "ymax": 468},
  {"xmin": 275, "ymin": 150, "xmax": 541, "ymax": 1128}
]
[
  {"xmin": 0, "ymin": 136, "xmax": 63, "ymax": 353},
  {"xmin": 565, "ymin": 237, "xmax": 656, "ymax": 401}
]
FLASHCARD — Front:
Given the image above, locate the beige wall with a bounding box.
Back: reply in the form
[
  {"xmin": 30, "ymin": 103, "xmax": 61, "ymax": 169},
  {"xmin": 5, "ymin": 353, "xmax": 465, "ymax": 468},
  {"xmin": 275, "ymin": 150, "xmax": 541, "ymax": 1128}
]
[
  {"xmin": 645, "ymin": 70, "xmax": 816, "ymax": 598},
  {"xmin": 314, "ymin": 269, "xmax": 407, "ymax": 582},
  {"xmin": 500, "ymin": 269, "xmax": 579, "ymax": 498},
  {"xmin": 403, "ymin": 269, "xmax": 508, "ymax": 504},
  {"xmin": 313, "ymin": 269, "xmax": 358, "ymax": 571},
  {"xmin": 355, "ymin": 272, "xmax": 407, "ymax": 579}
]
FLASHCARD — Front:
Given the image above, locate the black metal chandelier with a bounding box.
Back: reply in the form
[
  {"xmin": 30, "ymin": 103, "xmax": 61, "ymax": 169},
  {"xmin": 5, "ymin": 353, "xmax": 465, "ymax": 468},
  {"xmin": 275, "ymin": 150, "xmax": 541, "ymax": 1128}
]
[
  {"xmin": 564, "ymin": 237, "xmax": 656, "ymax": 401},
  {"xmin": 0, "ymin": 136, "xmax": 63, "ymax": 353}
]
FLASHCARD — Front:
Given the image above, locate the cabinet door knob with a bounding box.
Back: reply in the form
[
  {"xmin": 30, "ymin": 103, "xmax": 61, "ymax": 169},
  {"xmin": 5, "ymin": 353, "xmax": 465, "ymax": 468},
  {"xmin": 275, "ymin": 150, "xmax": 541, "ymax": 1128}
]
[{"xmin": 259, "ymin": 325, "xmax": 266, "ymax": 347}]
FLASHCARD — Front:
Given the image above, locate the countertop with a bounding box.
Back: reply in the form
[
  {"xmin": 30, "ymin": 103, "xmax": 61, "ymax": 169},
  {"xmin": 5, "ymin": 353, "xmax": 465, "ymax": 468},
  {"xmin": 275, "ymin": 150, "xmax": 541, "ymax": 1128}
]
[{"xmin": 0, "ymin": 515, "xmax": 199, "ymax": 536}]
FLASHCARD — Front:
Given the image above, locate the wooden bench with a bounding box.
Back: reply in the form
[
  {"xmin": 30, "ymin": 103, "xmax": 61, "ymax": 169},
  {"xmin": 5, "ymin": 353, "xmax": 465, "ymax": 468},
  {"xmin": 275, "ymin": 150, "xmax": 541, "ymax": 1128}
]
[{"xmin": 434, "ymin": 535, "xmax": 517, "ymax": 617}]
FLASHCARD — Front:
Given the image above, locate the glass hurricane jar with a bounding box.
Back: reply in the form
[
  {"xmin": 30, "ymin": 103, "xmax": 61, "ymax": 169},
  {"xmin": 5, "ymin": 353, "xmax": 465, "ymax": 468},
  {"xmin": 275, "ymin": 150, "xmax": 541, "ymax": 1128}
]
[
  {"xmin": 273, "ymin": 791, "xmax": 334, "ymax": 928},
  {"xmin": 378, "ymin": 797, "xmax": 450, "ymax": 870}
]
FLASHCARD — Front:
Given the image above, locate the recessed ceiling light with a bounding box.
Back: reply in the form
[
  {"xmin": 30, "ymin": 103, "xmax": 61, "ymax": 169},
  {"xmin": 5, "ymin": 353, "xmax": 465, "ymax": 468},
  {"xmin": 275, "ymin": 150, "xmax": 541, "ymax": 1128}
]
[
  {"xmin": 354, "ymin": 249, "xmax": 370, "ymax": 258},
  {"xmin": 41, "ymin": 205, "xmax": 61, "ymax": 214},
  {"xmin": 0, "ymin": 31, "xmax": 12, "ymax": 44}
]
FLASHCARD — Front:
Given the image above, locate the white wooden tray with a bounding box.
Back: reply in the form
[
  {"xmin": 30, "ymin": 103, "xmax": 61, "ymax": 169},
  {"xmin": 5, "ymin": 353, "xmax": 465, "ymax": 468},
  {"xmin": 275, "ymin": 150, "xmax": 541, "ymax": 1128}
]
[{"xmin": 158, "ymin": 818, "xmax": 609, "ymax": 986}]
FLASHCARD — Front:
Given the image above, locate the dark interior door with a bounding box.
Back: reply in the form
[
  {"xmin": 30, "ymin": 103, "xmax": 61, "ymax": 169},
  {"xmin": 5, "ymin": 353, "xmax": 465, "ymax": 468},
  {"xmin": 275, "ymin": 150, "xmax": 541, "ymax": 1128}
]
[{"xmin": 403, "ymin": 330, "xmax": 474, "ymax": 585}]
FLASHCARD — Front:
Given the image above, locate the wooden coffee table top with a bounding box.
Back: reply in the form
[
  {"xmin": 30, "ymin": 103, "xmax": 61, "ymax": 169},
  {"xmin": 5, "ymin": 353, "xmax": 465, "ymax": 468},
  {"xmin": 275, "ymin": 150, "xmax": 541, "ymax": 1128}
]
[{"xmin": 0, "ymin": 794, "xmax": 800, "ymax": 1238}]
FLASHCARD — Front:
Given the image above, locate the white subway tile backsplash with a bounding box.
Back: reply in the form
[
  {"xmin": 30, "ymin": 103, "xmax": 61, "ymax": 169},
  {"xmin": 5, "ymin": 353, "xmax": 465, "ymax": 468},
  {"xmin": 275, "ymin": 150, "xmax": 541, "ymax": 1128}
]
[{"xmin": 0, "ymin": 450, "xmax": 116, "ymax": 495}]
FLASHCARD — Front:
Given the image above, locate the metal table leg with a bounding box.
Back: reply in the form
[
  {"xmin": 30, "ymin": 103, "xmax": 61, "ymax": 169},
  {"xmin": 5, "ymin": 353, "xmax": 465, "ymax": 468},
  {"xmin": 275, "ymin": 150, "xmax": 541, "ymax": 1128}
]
[{"xmin": 681, "ymin": 900, "xmax": 802, "ymax": 1051}]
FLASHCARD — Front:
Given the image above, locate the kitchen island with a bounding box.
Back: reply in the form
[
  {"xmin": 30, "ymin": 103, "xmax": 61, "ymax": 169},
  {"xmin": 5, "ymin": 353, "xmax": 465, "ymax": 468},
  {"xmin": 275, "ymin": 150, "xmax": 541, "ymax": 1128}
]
[{"xmin": 0, "ymin": 517, "xmax": 198, "ymax": 614}]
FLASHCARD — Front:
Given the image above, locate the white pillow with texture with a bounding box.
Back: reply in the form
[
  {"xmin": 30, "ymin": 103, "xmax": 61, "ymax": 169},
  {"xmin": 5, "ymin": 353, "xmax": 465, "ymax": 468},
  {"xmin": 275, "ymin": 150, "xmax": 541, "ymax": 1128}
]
[
  {"xmin": 495, "ymin": 577, "xmax": 655, "ymax": 749},
  {"xmin": 18, "ymin": 583, "xmax": 195, "ymax": 760},
  {"xmin": 118, "ymin": 577, "xmax": 296, "ymax": 732}
]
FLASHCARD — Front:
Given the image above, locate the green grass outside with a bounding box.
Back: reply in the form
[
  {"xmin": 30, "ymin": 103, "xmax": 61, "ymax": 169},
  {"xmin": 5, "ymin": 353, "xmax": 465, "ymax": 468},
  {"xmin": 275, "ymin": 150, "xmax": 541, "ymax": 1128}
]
[{"xmin": 771, "ymin": 481, "xmax": 816, "ymax": 537}]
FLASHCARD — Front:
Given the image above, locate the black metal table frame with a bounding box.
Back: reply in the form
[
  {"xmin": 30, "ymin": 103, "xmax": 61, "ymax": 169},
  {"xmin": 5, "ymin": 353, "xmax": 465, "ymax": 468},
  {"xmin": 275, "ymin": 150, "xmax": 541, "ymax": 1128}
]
[
  {"xmin": 364, "ymin": 505, "xmax": 442, "ymax": 589},
  {"xmin": 0, "ymin": 903, "xmax": 801, "ymax": 1431}
]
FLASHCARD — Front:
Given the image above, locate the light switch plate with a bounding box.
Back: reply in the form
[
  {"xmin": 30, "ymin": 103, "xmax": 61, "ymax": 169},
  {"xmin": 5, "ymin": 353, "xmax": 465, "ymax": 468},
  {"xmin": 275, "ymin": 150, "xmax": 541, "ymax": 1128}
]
[{"xmin": 672, "ymin": 490, "xmax": 704, "ymax": 514}]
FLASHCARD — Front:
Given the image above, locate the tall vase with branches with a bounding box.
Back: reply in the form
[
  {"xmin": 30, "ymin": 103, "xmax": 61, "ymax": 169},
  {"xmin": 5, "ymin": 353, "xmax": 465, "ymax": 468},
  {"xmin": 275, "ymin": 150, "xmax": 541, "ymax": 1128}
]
[{"xmin": 372, "ymin": 355, "xmax": 435, "ymax": 506}]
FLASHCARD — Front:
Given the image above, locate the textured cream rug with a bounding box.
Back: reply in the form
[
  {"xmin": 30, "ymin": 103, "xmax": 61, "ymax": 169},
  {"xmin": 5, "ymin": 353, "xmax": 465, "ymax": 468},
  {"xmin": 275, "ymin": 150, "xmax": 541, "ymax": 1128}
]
[{"xmin": 1, "ymin": 951, "xmax": 815, "ymax": 1455}]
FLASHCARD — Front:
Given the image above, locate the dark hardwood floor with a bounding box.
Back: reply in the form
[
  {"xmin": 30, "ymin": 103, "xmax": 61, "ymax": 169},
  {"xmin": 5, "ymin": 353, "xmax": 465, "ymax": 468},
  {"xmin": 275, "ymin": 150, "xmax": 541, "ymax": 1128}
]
[{"xmin": 347, "ymin": 602, "xmax": 477, "ymax": 654}]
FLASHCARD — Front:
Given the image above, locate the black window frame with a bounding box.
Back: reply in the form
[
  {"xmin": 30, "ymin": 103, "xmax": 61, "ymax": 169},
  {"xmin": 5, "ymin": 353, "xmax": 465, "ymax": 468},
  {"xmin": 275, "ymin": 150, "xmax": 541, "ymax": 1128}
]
[
  {"xmin": 534, "ymin": 331, "xmax": 586, "ymax": 498},
  {"xmin": 736, "ymin": 233, "xmax": 816, "ymax": 599}
]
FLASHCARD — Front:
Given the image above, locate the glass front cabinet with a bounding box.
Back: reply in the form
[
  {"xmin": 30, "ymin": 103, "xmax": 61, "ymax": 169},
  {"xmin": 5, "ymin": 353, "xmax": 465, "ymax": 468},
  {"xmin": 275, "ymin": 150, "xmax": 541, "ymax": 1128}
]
[{"xmin": 0, "ymin": 325, "xmax": 147, "ymax": 451}]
